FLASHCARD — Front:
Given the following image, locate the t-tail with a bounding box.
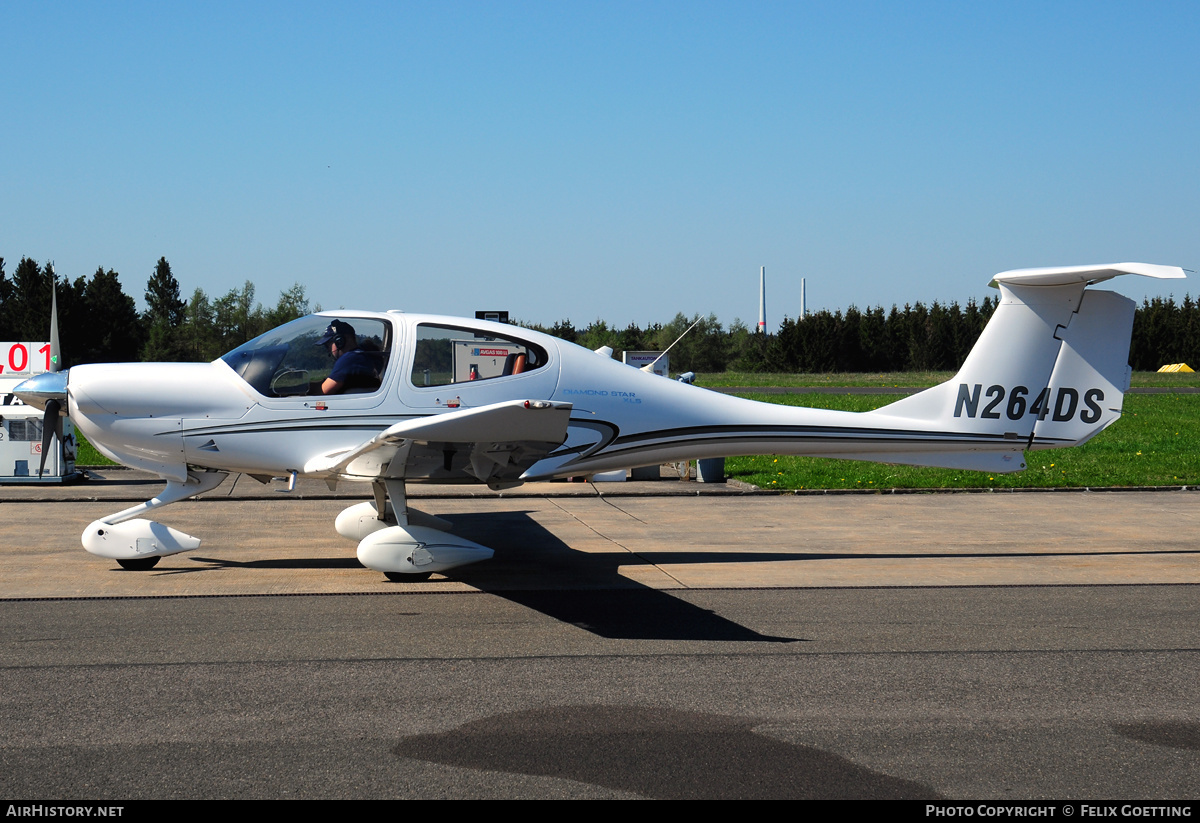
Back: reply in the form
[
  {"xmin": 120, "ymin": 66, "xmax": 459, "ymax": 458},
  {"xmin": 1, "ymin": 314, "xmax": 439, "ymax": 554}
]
[{"xmin": 863, "ymin": 263, "xmax": 1185, "ymax": 473}]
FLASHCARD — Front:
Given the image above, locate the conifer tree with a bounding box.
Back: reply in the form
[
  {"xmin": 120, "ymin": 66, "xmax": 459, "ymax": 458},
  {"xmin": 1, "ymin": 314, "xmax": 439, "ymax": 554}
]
[
  {"xmin": 142, "ymin": 257, "xmax": 187, "ymax": 361},
  {"xmin": 78, "ymin": 268, "xmax": 141, "ymax": 364}
]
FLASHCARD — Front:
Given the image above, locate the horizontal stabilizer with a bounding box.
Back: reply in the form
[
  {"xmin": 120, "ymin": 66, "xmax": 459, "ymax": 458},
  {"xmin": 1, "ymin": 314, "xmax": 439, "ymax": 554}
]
[{"xmin": 991, "ymin": 262, "xmax": 1185, "ymax": 288}]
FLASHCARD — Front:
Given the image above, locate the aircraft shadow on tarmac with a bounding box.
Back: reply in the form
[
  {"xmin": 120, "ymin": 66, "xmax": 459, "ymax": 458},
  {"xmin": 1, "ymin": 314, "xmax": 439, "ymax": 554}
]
[
  {"xmin": 188, "ymin": 507, "xmax": 801, "ymax": 643},
  {"xmin": 180, "ymin": 503, "xmax": 1199, "ymax": 642},
  {"xmin": 430, "ymin": 509, "xmax": 803, "ymax": 643},
  {"xmin": 182, "ymin": 557, "xmax": 365, "ymax": 571}
]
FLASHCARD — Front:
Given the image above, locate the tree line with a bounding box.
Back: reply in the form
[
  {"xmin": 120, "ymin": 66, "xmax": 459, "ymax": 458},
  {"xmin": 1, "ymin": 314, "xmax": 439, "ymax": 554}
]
[
  {"xmin": 525, "ymin": 297, "xmax": 1000, "ymax": 373},
  {"xmin": 1, "ymin": 254, "xmax": 1196, "ymax": 372},
  {"xmin": 0, "ymin": 256, "xmax": 315, "ymax": 366},
  {"xmin": 524, "ymin": 290, "xmax": 1197, "ymax": 373}
]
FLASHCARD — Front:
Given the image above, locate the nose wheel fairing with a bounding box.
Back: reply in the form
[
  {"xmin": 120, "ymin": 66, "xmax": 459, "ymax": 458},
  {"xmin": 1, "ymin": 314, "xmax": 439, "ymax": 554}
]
[
  {"xmin": 83, "ymin": 517, "xmax": 203, "ymax": 561},
  {"xmin": 81, "ymin": 470, "xmax": 228, "ymax": 562}
]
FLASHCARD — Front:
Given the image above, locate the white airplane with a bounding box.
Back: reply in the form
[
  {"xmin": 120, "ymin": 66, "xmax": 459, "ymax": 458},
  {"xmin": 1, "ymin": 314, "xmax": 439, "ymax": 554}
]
[{"xmin": 14, "ymin": 262, "xmax": 1184, "ymax": 579}]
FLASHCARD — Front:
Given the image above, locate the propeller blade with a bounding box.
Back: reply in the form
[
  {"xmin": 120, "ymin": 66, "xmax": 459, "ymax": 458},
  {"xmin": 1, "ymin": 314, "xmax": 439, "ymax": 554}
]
[{"xmin": 38, "ymin": 399, "xmax": 61, "ymax": 477}]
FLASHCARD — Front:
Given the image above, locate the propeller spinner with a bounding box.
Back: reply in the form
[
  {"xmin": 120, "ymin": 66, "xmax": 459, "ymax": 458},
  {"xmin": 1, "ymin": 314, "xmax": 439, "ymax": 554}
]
[{"xmin": 12, "ymin": 360, "xmax": 68, "ymax": 477}]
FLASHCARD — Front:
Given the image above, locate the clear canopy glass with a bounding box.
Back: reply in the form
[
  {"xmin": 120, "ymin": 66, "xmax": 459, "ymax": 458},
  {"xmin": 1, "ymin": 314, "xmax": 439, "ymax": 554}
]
[{"xmin": 221, "ymin": 315, "xmax": 390, "ymax": 396}]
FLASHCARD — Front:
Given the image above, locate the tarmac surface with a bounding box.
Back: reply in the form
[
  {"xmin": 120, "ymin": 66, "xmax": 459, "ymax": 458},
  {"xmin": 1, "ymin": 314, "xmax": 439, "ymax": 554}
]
[{"xmin": 2, "ymin": 468, "xmax": 1198, "ymax": 799}]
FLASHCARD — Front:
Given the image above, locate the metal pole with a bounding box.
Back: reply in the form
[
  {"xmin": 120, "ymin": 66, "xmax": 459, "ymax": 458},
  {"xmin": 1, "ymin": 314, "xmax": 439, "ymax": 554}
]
[{"xmin": 758, "ymin": 266, "xmax": 766, "ymax": 333}]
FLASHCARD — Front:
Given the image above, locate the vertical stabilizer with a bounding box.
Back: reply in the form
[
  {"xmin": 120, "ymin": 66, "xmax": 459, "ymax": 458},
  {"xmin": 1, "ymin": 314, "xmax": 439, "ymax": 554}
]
[
  {"xmin": 867, "ymin": 263, "xmax": 1184, "ymax": 466},
  {"xmin": 873, "ymin": 280, "xmax": 1086, "ymax": 442}
]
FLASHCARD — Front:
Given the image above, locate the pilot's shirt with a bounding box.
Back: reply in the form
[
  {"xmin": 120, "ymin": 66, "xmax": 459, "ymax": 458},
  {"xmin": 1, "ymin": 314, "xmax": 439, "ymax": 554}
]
[{"xmin": 329, "ymin": 348, "xmax": 383, "ymax": 391}]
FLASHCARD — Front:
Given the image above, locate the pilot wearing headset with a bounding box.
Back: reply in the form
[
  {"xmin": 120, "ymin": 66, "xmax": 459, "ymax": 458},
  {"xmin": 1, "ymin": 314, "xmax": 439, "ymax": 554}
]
[{"xmin": 316, "ymin": 320, "xmax": 382, "ymax": 394}]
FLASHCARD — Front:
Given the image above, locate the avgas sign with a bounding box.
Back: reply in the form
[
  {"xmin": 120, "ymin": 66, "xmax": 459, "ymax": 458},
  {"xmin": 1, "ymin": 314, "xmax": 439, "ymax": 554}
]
[
  {"xmin": 0, "ymin": 342, "xmax": 53, "ymax": 376},
  {"xmin": 953, "ymin": 383, "xmax": 1105, "ymax": 424}
]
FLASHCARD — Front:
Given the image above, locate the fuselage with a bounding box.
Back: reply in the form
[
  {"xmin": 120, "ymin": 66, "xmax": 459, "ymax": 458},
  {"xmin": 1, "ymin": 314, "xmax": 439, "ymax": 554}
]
[{"xmin": 58, "ymin": 310, "xmax": 1030, "ymax": 485}]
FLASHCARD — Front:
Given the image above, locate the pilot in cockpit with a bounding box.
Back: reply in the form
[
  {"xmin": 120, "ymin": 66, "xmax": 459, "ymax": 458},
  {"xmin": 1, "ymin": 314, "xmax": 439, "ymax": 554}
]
[{"xmin": 316, "ymin": 320, "xmax": 383, "ymax": 394}]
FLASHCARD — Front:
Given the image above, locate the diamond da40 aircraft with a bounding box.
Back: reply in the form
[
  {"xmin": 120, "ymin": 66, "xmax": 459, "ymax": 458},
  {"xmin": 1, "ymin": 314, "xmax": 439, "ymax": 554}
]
[{"xmin": 14, "ymin": 262, "xmax": 1184, "ymax": 580}]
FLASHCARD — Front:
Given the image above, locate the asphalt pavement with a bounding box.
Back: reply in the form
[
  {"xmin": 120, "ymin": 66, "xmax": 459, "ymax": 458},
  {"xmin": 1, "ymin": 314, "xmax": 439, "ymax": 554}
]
[{"xmin": 1, "ymin": 469, "xmax": 1197, "ymax": 799}]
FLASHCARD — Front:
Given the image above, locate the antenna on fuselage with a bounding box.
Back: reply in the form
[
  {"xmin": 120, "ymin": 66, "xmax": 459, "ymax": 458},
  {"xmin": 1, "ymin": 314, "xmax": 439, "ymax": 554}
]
[{"xmin": 641, "ymin": 316, "xmax": 704, "ymax": 374}]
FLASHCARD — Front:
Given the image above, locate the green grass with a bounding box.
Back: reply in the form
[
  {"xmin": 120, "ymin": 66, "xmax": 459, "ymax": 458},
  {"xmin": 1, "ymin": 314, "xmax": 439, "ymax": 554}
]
[
  {"xmin": 696, "ymin": 371, "xmax": 953, "ymax": 388},
  {"xmin": 726, "ymin": 392, "xmax": 1200, "ymax": 490},
  {"xmin": 1127, "ymin": 371, "xmax": 1200, "ymax": 388},
  {"xmin": 75, "ymin": 431, "xmax": 115, "ymax": 466},
  {"xmin": 696, "ymin": 371, "xmax": 1200, "ymax": 389}
]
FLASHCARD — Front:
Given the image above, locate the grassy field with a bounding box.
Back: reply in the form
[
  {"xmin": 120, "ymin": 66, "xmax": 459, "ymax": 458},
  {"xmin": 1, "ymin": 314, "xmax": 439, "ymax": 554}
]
[
  {"xmin": 726, "ymin": 392, "xmax": 1200, "ymax": 490},
  {"xmin": 75, "ymin": 435, "xmax": 113, "ymax": 466},
  {"xmin": 697, "ymin": 371, "xmax": 1200, "ymax": 389}
]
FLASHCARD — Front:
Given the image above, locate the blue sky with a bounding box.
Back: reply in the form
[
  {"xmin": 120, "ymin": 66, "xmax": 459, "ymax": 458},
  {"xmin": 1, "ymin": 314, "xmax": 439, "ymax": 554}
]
[{"xmin": 3, "ymin": 1, "xmax": 1197, "ymax": 329}]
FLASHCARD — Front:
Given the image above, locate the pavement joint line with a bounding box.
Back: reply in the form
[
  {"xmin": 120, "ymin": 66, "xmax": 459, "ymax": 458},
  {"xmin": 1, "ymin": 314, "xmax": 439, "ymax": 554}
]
[
  {"xmin": 6, "ymin": 648, "xmax": 1200, "ymax": 672},
  {"xmin": 542, "ymin": 496, "xmax": 692, "ymax": 587},
  {"xmin": 592, "ymin": 489, "xmax": 651, "ymax": 525},
  {"xmin": 5, "ymin": 581, "xmax": 1200, "ymax": 604},
  {"xmin": 545, "ymin": 496, "xmax": 638, "ymax": 556},
  {"xmin": 0, "ymin": 589, "xmax": 492, "ymax": 602}
]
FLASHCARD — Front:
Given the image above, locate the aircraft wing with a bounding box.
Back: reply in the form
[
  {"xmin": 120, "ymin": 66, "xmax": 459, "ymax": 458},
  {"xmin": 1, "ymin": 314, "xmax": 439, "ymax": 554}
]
[{"xmin": 303, "ymin": 399, "xmax": 573, "ymax": 488}]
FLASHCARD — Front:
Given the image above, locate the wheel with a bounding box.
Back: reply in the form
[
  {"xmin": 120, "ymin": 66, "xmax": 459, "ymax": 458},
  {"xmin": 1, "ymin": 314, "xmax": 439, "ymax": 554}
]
[
  {"xmin": 384, "ymin": 571, "xmax": 433, "ymax": 582},
  {"xmin": 117, "ymin": 556, "xmax": 161, "ymax": 571}
]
